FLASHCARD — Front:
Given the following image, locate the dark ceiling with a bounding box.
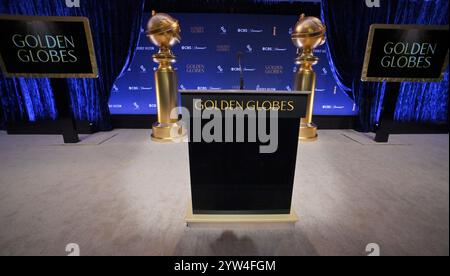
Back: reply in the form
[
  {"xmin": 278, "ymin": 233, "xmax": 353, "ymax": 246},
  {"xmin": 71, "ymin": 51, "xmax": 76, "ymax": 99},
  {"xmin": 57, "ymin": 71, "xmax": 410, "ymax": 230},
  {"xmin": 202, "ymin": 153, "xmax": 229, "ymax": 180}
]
[{"xmin": 144, "ymin": 0, "xmax": 321, "ymax": 16}]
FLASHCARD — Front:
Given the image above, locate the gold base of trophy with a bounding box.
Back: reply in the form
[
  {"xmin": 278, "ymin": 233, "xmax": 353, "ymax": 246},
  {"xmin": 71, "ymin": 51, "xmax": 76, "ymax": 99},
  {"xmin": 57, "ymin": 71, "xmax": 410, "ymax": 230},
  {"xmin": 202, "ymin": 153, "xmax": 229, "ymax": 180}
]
[
  {"xmin": 299, "ymin": 123, "xmax": 318, "ymax": 142},
  {"xmin": 151, "ymin": 121, "xmax": 186, "ymax": 143}
]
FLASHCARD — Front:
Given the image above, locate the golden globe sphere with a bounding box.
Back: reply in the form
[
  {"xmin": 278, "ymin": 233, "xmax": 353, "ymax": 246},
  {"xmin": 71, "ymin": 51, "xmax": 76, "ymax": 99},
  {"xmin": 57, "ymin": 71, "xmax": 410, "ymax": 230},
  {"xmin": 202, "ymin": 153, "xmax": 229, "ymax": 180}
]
[
  {"xmin": 291, "ymin": 14, "xmax": 326, "ymax": 50},
  {"xmin": 146, "ymin": 12, "xmax": 181, "ymax": 49}
]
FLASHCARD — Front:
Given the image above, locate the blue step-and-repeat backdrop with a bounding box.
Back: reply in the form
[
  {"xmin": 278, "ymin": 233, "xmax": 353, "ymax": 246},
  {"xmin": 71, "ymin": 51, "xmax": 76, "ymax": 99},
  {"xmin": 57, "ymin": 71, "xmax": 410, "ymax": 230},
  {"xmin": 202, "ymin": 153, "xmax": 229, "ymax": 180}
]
[{"xmin": 109, "ymin": 13, "xmax": 357, "ymax": 116}]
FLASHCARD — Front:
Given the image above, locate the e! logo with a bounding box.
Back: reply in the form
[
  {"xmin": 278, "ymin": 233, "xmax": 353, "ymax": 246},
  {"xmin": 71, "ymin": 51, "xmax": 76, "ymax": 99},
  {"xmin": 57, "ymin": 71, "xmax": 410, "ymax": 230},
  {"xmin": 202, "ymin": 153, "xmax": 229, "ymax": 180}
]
[
  {"xmin": 365, "ymin": 0, "xmax": 380, "ymax": 8},
  {"xmin": 65, "ymin": 0, "xmax": 80, "ymax": 8},
  {"xmin": 366, "ymin": 243, "xmax": 380, "ymax": 256},
  {"xmin": 66, "ymin": 243, "xmax": 80, "ymax": 256}
]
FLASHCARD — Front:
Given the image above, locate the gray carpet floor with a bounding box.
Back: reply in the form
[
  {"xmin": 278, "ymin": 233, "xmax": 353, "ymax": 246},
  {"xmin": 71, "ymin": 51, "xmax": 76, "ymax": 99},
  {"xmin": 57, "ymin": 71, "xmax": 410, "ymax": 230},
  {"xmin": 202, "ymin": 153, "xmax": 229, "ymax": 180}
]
[{"xmin": 0, "ymin": 129, "xmax": 448, "ymax": 256}]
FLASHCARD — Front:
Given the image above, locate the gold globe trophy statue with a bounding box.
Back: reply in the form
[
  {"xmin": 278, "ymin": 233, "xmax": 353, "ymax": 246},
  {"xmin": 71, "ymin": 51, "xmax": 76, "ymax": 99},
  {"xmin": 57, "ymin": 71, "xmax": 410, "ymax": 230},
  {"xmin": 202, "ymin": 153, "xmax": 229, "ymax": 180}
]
[
  {"xmin": 147, "ymin": 11, "xmax": 185, "ymax": 142},
  {"xmin": 292, "ymin": 14, "xmax": 326, "ymax": 141}
]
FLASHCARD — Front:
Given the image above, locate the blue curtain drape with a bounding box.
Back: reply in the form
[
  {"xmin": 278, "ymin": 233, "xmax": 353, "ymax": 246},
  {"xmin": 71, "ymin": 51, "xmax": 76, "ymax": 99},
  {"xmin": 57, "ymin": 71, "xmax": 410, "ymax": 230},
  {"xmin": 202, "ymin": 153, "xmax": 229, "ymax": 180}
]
[
  {"xmin": 393, "ymin": 0, "xmax": 449, "ymax": 124},
  {"xmin": 322, "ymin": 0, "xmax": 449, "ymax": 131},
  {"xmin": 0, "ymin": 0, "xmax": 145, "ymax": 130}
]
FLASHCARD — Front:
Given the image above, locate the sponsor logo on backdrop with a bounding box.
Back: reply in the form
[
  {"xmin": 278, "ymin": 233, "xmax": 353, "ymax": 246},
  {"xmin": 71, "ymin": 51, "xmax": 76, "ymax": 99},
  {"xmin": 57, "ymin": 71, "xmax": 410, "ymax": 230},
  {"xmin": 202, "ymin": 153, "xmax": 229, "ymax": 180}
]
[
  {"xmin": 322, "ymin": 105, "xmax": 345, "ymax": 110},
  {"xmin": 217, "ymin": 65, "xmax": 224, "ymax": 73},
  {"xmin": 181, "ymin": 45, "xmax": 208, "ymax": 51},
  {"xmin": 251, "ymin": 29, "xmax": 263, "ymax": 33},
  {"xmin": 136, "ymin": 46, "xmax": 155, "ymax": 51},
  {"xmin": 315, "ymin": 88, "xmax": 326, "ymax": 92},
  {"xmin": 256, "ymin": 84, "xmax": 276, "ymax": 91},
  {"xmin": 112, "ymin": 84, "xmax": 119, "ymax": 92},
  {"xmin": 288, "ymin": 27, "xmax": 293, "ymax": 35},
  {"xmin": 139, "ymin": 65, "xmax": 147, "ymax": 73},
  {"xmin": 286, "ymin": 85, "xmax": 292, "ymax": 91},
  {"xmin": 237, "ymin": 28, "xmax": 264, "ymax": 33},
  {"xmin": 133, "ymin": 102, "xmax": 140, "ymax": 110},
  {"xmin": 109, "ymin": 104, "xmax": 122, "ymax": 109},
  {"xmin": 322, "ymin": 67, "xmax": 328, "ymax": 75},
  {"xmin": 262, "ymin": 47, "xmax": 287, "ymax": 52},
  {"xmin": 246, "ymin": 44, "xmax": 253, "ymax": 53},
  {"xmin": 272, "ymin": 26, "xmax": 277, "ymax": 36},
  {"xmin": 149, "ymin": 103, "xmax": 157, "ymax": 108},
  {"xmin": 220, "ymin": 26, "xmax": 227, "ymax": 34},
  {"xmin": 216, "ymin": 44, "xmax": 231, "ymax": 52},
  {"xmin": 314, "ymin": 48, "xmax": 326, "ymax": 54},
  {"xmin": 180, "ymin": 84, "xmax": 186, "ymax": 90},
  {"xmin": 123, "ymin": 86, "xmax": 152, "ymax": 92},
  {"xmin": 190, "ymin": 26, "xmax": 205, "ymax": 34},
  {"xmin": 333, "ymin": 86, "xmax": 337, "ymax": 95},
  {"xmin": 186, "ymin": 64, "xmax": 205, "ymax": 73},
  {"xmin": 231, "ymin": 67, "xmax": 256, "ymax": 72},
  {"xmin": 264, "ymin": 65, "xmax": 283, "ymax": 74}
]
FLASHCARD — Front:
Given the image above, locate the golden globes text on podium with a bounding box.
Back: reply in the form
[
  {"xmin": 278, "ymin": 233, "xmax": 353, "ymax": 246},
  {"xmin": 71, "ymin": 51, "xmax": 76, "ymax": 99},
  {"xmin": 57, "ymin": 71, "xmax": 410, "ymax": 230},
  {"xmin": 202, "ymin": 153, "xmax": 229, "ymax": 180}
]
[
  {"xmin": 292, "ymin": 14, "xmax": 326, "ymax": 141},
  {"xmin": 147, "ymin": 12, "xmax": 185, "ymax": 142}
]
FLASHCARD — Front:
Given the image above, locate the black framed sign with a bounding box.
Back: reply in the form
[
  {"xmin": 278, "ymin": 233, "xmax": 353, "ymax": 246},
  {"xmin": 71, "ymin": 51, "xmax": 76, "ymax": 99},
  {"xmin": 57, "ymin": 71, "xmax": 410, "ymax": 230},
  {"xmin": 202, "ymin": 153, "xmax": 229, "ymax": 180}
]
[
  {"xmin": 0, "ymin": 15, "xmax": 98, "ymax": 78},
  {"xmin": 362, "ymin": 24, "xmax": 449, "ymax": 82}
]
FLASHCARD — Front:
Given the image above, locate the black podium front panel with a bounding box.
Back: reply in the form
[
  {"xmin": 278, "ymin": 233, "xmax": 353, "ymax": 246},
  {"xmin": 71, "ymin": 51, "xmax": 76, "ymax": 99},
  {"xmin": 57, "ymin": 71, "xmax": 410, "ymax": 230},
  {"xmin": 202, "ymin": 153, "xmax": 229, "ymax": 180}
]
[{"xmin": 181, "ymin": 90, "xmax": 309, "ymax": 215}]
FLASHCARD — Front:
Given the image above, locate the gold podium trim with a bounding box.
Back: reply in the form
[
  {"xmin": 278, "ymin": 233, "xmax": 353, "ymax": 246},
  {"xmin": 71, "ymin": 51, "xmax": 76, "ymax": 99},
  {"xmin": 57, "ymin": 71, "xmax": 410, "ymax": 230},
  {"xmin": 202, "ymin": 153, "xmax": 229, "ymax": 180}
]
[{"xmin": 185, "ymin": 203, "xmax": 298, "ymax": 226}]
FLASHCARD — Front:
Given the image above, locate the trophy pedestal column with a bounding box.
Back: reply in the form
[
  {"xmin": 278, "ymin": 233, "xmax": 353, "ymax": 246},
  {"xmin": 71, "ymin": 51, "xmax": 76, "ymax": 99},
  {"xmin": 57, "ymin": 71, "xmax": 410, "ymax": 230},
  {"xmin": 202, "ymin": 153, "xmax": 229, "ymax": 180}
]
[
  {"xmin": 295, "ymin": 67, "xmax": 318, "ymax": 141},
  {"xmin": 151, "ymin": 56, "xmax": 186, "ymax": 142}
]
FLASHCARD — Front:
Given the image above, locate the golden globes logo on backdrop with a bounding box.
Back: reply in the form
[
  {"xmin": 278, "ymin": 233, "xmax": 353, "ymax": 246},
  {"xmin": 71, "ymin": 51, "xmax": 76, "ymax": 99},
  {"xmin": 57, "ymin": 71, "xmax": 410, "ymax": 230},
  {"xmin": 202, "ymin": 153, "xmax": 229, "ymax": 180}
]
[
  {"xmin": 186, "ymin": 64, "xmax": 205, "ymax": 73},
  {"xmin": 0, "ymin": 15, "xmax": 97, "ymax": 78},
  {"xmin": 265, "ymin": 65, "xmax": 283, "ymax": 75}
]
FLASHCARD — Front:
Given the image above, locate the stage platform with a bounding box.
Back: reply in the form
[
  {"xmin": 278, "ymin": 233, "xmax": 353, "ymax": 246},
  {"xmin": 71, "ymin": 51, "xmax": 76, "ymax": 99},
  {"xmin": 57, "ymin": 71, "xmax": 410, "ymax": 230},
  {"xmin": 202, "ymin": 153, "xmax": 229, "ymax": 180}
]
[{"xmin": 0, "ymin": 129, "xmax": 448, "ymax": 256}]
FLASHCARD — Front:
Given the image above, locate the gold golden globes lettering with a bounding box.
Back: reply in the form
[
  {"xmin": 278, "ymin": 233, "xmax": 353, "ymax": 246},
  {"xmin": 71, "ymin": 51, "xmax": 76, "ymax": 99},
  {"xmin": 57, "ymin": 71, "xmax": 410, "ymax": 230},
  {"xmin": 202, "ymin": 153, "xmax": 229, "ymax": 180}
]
[
  {"xmin": 147, "ymin": 11, "xmax": 186, "ymax": 142},
  {"xmin": 194, "ymin": 100, "xmax": 295, "ymax": 111},
  {"xmin": 12, "ymin": 34, "xmax": 78, "ymax": 63},
  {"xmin": 381, "ymin": 42, "xmax": 436, "ymax": 69}
]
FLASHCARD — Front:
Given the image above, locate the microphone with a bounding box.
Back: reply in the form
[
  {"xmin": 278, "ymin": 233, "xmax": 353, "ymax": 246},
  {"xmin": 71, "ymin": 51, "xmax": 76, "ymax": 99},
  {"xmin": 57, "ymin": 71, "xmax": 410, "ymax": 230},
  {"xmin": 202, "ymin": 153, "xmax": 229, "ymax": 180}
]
[{"xmin": 237, "ymin": 51, "xmax": 244, "ymax": 90}]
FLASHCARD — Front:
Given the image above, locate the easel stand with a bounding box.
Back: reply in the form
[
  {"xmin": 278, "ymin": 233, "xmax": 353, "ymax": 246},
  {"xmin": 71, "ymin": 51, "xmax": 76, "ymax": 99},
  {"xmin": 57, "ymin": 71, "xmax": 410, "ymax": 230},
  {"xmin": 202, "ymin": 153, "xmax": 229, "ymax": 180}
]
[
  {"xmin": 375, "ymin": 82, "xmax": 401, "ymax": 143},
  {"xmin": 50, "ymin": 78, "xmax": 80, "ymax": 144}
]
